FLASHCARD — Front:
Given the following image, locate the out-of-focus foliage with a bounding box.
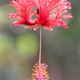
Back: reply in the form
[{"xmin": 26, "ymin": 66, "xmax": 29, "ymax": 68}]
[
  {"xmin": 16, "ymin": 33, "xmax": 39, "ymax": 58},
  {"xmin": 0, "ymin": 34, "xmax": 12, "ymax": 53},
  {"xmin": 0, "ymin": 0, "xmax": 80, "ymax": 80}
]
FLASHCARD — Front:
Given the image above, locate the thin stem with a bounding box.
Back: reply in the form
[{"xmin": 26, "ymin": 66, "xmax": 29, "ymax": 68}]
[{"xmin": 39, "ymin": 28, "xmax": 42, "ymax": 64}]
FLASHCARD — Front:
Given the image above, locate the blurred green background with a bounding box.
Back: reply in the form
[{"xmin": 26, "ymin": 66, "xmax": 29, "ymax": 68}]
[{"xmin": 0, "ymin": 0, "xmax": 80, "ymax": 80}]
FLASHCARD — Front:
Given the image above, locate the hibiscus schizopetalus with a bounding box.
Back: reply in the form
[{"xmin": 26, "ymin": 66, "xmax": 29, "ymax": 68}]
[
  {"xmin": 10, "ymin": 0, "xmax": 72, "ymax": 31},
  {"xmin": 9, "ymin": 0, "xmax": 72, "ymax": 80}
]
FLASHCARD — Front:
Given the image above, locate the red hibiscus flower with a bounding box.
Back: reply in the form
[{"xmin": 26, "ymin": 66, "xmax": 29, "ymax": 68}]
[{"xmin": 9, "ymin": 0, "xmax": 72, "ymax": 31}]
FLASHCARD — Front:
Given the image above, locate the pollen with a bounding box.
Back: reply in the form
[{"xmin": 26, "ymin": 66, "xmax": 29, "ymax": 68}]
[{"xmin": 32, "ymin": 63, "xmax": 49, "ymax": 80}]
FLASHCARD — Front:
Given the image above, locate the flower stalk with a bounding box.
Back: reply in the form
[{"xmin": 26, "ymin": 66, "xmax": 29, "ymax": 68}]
[{"xmin": 39, "ymin": 28, "xmax": 42, "ymax": 64}]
